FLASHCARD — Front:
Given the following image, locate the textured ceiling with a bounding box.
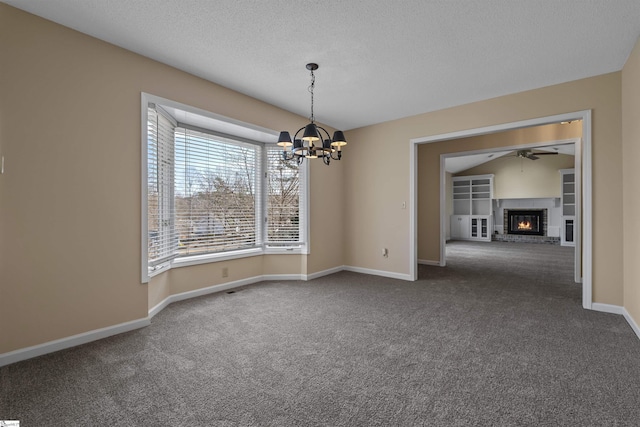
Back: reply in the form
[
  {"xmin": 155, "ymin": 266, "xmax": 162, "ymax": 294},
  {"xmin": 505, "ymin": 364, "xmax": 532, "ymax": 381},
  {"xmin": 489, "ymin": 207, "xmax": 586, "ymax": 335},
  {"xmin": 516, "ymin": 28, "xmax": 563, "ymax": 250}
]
[{"xmin": 5, "ymin": 0, "xmax": 640, "ymax": 130}]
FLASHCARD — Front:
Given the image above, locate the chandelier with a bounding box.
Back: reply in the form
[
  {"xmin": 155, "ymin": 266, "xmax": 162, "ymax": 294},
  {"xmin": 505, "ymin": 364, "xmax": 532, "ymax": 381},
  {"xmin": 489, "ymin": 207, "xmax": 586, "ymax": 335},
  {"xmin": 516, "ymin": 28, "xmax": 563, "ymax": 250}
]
[{"xmin": 277, "ymin": 63, "xmax": 346, "ymax": 165}]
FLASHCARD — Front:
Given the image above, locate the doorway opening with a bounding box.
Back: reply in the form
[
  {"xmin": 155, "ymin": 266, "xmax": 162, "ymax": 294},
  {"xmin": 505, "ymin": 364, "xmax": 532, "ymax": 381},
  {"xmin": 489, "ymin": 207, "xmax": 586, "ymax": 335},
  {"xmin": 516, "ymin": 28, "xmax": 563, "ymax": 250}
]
[{"xmin": 409, "ymin": 111, "xmax": 592, "ymax": 309}]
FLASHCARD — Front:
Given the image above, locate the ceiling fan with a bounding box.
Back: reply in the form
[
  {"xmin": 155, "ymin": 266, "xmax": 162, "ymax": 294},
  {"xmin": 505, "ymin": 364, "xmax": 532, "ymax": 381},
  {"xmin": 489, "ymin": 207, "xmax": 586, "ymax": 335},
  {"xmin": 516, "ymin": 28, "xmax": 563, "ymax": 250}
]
[{"xmin": 512, "ymin": 149, "xmax": 558, "ymax": 161}]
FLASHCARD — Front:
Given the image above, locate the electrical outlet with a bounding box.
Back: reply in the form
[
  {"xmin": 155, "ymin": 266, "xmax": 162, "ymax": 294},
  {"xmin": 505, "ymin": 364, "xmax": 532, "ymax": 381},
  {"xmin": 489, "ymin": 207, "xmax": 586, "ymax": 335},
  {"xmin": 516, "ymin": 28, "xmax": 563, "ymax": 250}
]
[{"xmin": 222, "ymin": 267, "xmax": 229, "ymax": 278}]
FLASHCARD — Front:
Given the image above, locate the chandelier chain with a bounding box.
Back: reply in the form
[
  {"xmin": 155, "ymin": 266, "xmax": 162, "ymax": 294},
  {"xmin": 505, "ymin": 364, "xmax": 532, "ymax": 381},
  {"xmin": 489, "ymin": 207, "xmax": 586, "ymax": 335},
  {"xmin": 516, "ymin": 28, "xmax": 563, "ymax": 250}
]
[{"xmin": 308, "ymin": 69, "xmax": 315, "ymax": 123}]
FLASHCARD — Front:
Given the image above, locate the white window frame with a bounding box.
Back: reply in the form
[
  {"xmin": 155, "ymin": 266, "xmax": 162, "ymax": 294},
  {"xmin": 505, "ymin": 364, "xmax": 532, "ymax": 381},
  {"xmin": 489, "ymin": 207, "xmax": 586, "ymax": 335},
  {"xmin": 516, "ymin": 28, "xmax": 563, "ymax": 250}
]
[
  {"xmin": 264, "ymin": 145, "xmax": 309, "ymax": 252},
  {"xmin": 141, "ymin": 93, "xmax": 309, "ymax": 283}
]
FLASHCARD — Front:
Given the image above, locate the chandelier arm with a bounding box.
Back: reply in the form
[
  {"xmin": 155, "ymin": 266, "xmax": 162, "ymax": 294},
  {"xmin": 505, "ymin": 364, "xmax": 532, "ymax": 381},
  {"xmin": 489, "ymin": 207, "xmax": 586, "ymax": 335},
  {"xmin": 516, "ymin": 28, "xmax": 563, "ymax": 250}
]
[
  {"xmin": 315, "ymin": 125, "xmax": 338, "ymax": 160},
  {"xmin": 292, "ymin": 126, "xmax": 306, "ymax": 137},
  {"xmin": 323, "ymin": 155, "xmax": 330, "ymax": 165},
  {"xmin": 282, "ymin": 150, "xmax": 295, "ymax": 161},
  {"xmin": 290, "ymin": 126, "xmax": 307, "ymax": 157},
  {"xmin": 315, "ymin": 125, "xmax": 332, "ymax": 140}
]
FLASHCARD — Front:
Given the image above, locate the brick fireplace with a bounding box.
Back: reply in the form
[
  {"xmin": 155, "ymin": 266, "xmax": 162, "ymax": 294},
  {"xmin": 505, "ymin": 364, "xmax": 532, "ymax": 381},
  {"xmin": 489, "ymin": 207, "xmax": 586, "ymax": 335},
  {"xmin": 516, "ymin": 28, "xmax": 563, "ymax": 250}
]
[
  {"xmin": 505, "ymin": 209, "xmax": 546, "ymax": 236},
  {"xmin": 491, "ymin": 198, "xmax": 561, "ymax": 244}
]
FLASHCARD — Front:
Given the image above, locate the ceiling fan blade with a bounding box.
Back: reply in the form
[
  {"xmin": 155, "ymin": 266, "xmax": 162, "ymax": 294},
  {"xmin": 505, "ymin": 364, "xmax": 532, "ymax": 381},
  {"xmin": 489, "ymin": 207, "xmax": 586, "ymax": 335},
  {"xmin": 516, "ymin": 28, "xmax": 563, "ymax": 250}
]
[{"xmin": 513, "ymin": 150, "xmax": 560, "ymax": 160}]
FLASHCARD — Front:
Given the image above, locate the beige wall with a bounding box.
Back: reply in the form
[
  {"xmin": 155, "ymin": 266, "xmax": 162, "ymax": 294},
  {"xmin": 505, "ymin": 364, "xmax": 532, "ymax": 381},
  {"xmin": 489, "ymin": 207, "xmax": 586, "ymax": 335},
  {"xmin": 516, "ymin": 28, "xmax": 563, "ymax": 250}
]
[
  {"xmin": 0, "ymin": 4, "xmax": 344, "ymax": 354},
  {"xmin": 622, "ymin": 36, "xmax": 640, "ymax": 329},
  {"xmin": 345, "ymin": 73, "xmax": 622, "ymax": 305}
]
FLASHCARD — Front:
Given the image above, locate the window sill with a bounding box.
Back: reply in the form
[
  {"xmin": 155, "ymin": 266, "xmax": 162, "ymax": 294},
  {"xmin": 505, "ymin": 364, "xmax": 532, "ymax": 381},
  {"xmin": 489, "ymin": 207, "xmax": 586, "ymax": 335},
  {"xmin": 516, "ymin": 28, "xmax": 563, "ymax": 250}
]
[
  {"xmin": 172, "ymin": 245, "xmax": 308, "ymax": 267},
  {"xmin": 264, "ymin": 246, "xmax": 309, "ymax": 255},
  {"xmin": 145, "ymin": 245, "xmax": 308, "ymax": 282},
  {"xmin": 171, "ymin": 247, "xmax": 263, "ymax": 268}
]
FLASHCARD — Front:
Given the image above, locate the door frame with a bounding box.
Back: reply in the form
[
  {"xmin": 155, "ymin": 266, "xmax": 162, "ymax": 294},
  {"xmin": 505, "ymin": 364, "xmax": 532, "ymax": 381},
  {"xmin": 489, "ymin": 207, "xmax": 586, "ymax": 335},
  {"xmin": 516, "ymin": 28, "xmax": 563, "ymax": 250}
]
[{"xmin": 409, "ymin": 110, "xmax": 592, "ymax": 309}]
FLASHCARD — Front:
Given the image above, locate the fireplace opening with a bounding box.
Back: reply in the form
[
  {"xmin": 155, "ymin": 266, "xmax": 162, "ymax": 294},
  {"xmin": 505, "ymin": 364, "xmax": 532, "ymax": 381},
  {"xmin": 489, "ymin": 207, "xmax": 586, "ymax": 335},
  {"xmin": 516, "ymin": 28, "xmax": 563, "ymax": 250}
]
[{"xmin": 507, "ymin": 210, "xmax": 544, "ymax": 236}]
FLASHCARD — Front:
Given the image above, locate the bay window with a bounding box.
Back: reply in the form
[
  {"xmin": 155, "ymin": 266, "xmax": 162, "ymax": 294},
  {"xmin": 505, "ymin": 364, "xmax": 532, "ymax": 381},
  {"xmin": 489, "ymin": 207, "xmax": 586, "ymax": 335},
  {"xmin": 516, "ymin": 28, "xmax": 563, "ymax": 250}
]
[{"xmin": 142, "ymin": 94, "xmax": 307, "ymax": 282}]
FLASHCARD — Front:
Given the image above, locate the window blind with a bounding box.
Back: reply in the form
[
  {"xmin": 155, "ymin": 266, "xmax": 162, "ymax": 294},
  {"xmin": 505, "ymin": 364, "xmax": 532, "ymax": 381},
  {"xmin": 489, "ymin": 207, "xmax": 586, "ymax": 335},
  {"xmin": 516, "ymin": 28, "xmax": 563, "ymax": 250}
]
[
  {"xmin": 266, "ymin": 147, "xmax": 303, "ymax": 245},
  {"xmin": 174, "ymin": 127, "xmax": 262, "ymax": 256},
  {"xmin": 147, "ymin": 106, "xmax": 178, "ymax": 269}
]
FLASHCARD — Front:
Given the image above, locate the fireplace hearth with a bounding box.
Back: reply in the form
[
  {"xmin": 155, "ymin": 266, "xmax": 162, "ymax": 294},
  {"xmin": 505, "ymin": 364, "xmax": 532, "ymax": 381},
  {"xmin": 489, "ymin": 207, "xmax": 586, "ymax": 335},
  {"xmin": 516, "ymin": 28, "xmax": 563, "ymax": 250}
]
[{"xmin": 505, "ymin": 209, "xmax": 545, "ymax": 236}]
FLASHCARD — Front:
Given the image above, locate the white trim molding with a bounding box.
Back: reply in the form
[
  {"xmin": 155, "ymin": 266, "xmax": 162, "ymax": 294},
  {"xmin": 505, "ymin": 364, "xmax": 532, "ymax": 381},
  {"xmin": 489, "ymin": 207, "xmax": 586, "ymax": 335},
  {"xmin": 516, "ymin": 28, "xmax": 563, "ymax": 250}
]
[
  {"xmin": 591, "ymin": 303, "xmax": 626, "ymax": 315},
  {"xmin": 623, "ymin": 309, "xmax": 640, "ymax": 340},
  {"xmin": 439, "ymin": 154, "xmax": 447, "ymax": 267},
  {"xmin": 148, "ymin": 276, "xmax": 267, "ymax": 318},
  {"xmin": 0, "ymin": 318, "xmax": 150, "ymax": 368},
  {"xmin": 592, "ymin": 303, "xmax": 640, "ymax": 341},
  {"xmin": 410, "ymin": 110, "xmax": 592, "ymax": 308},
  {"xmin": 418, "ymin": 259, "xmax": 441, "ymax": 266},
  {"xmin": 410, "ymin": 141, "xmax": 418, "ymax": 280},
  {"xmin": 343, "ymin": 265, "xmax": 413, "ymax": 281},
  {"xmin": 580, "ymin": 111, "xmax": 592, "ymax": 308},
  {"xmin": 150, "ymin": 265, "xmax": 414, "ymax": 320},
  {"xmin": 306, "ymin": 266, "xmax": 344, "ymax": 280},
  {"xmin": 148, "ymin": 266, "xmax": 345, "ymax": 319}
]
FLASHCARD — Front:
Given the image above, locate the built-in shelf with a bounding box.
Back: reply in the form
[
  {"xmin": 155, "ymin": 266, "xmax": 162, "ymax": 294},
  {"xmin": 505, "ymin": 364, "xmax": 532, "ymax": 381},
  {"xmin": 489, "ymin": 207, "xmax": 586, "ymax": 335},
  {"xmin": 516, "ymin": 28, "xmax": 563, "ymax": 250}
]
[
  {"xmin": 451, "ymin": 174, "xmax": 493, "ymax": 242},
  {"xmin": 560, "ymin": 168, "xmax": 576, "ymax": 247}
]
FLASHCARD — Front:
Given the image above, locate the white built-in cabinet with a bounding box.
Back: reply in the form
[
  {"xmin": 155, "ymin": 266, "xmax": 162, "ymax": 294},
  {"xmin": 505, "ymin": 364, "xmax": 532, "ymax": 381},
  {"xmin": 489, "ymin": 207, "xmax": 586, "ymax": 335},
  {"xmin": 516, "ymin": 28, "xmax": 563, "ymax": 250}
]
[
  {"xmin": 450, "ymin": 174, "xmax": 494, "ymax": 242},
  {"xmin": 451, "ymin": 215, "xmax": 470, "ymax": 239},
  {"xmin": 560, "ymin": 169, "xmax": 575, "ymax": 247}
]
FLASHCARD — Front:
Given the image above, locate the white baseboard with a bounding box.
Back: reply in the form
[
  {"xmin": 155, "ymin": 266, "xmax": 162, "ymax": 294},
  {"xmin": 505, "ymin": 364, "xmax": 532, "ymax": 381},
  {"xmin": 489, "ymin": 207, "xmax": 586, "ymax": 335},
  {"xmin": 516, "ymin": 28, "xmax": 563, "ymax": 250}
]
[
  {"xmin": 418, "ymin": 259, "xmax": 441, "ymax": 266},
  {"xmin": 262, "ymin": 274, "xmax": 305, "ymax": 282},
  {"xmin": 148, "ymin": 267, "xmax": 346, "ymax": 319},
  {"xmin": 343, "ymin": 265, "xmax": 412, "ymax": 281},
  {"xmin": 0, "ymin": 265, "xmax": 411, "ymax": 367},
  {"xmin": 591, "ymin": 303, "xmax": 640, "ymax": 341},
  {"xmin": 149, "ymin": 275, "xmax": 266, "ymax": 318},
  {"xmin": 623, "ymin": 308, "xmax": 640, "ymax": 340},
  {"xmin": 305, "ymin": 266, "xmax": 344, "ymax": 280},
  {"xmin": 591, "ymin": 303, "xmax": 625, "ymax": 315},
  {"xmin": 0, "ymin": 317, "xmax": 150, "ymax": 368}
]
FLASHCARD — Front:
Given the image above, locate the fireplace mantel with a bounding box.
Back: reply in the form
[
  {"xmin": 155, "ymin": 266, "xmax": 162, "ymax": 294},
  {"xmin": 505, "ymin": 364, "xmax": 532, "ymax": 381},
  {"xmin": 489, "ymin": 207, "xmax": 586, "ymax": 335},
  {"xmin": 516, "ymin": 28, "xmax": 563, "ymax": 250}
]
[{"xmin": 494, "ymin": 197, "xmax": 560, "ymax": 208}]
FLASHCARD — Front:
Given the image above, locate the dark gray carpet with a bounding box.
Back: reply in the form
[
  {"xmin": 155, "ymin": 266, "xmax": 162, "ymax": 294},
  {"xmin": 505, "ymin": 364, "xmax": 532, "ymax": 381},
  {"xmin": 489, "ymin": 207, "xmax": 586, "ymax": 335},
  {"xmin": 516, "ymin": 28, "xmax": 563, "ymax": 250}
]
[{"xmin": 2, "ymin": 241, "xmax": 640, "ymax": 426}]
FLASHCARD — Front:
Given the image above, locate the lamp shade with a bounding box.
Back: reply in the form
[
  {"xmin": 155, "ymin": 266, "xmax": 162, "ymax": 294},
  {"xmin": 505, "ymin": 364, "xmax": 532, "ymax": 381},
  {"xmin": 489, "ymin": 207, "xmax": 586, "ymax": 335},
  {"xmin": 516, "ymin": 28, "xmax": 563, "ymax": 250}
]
[
  {"xmin": 331, "ymin": 130, "xmax": 347, "ymax": 147},
  {"xmin": 277, "ymin": 131, "xmax": 292, "ymax": 147},
  {"xmin": 302, "ymin": 123, "xmax": 320, "ymax": 141}
]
